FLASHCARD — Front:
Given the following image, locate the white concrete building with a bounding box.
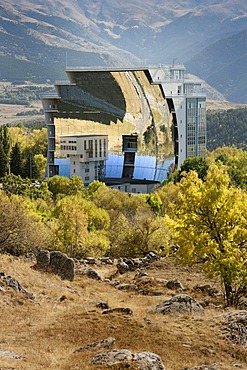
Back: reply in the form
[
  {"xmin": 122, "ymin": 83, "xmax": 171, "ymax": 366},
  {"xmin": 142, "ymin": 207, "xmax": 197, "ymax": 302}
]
[
  {"xmin": 60, "ymin": 134, "xmax": 108, "ymax": 185},
  {"xmin": 148, "ymin": 65, "xmax": 206, "ymax": 167}
]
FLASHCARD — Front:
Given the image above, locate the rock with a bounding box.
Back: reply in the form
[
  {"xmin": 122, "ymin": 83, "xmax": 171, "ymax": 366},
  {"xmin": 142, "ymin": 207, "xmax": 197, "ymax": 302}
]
[
  {"xmin": 151, "ymin": 294, "xmax": 204, "ymax": 315},
  {"xmin": 91, "ymin": 349, "xmax": 133, "ymax": 366},
  {"xmin": 223, "ymin": 310, "xmax": 247, "ymax": 346},
  {"xmin": 96, "ymin": 302, "xmax": 110, "ymax": 309},
  {"xmin": 139, "ymin": 289, "xmax": 163, "ymax": 296},
  {"xmin": 166, "ymin": 279, "xmax": 184, "ymax": 290},
  {"xmin": 184, "ymin": 366, "xmax": 219, "ymax": 370},
  {"xmin": 35, "ymin": 250, "xmax": 75, "ymax": 281},
  {"xmin": 0, "ymin": 273, "xmax": 33, "ymax": 299},
  {"xmin": 102, "ymin": 307, "xmax": 133, "ymax": 315},
  {"xmin": 135, "ymin": 351, "xmax": 166, "ymax": 370},
  {"xmin": 86, "ymin": 267, "xmax": 102, "ymax": 280},
  {"xmin": 59, "ymin": 256, "xmax": 75, "ymax": 281},
  {"xmin": 100, "ymin": 257, "xmax": 114, "ymax": 264},
  {"xmin": 91, "ymin": 349, "xmax": 166, "ymax": 369},
  {"xmin": 36, "ymin": 250, "xmax": 50, "ymax": 269},
  {"xmin": 0, "ymin": 350, "xmax": 24, "ymax": 360},
  {"xmin": 75, "ymin": 262, "xmax": 102, "ymax": 280},
  {"xmin": 75, "ymin": 337, "xmax": 115, "ymax": 352},
  {"xmin": 115, "ymin": 283, "xmax": 138, "ymax": 291},
  {"xmin": 50, "ymin": 251, "xmax": 75, "ymax": 281},
  {"xmin": 193, "ymin": 284, "xmax": 218, "ymax": 296},
  {"xmin": 116, "ymin": 261, "xmax": 130, "ymax": 274}
]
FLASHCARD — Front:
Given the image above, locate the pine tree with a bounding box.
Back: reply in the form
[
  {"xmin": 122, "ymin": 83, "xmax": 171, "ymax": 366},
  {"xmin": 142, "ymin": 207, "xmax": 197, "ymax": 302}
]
[
  {"xmin": 10, "ymin": 142, "xmax": 22, "ymax": 176},
  {"xmin": 0, "ymin": 126, "xmax": 11, "ymax": 176},
  {"xmin": 22, "ymin": 150, "xmax": 40, "ymax": 179},
  {"xmin": 0, "ymin": 142, "xmax": 8, "ymax": 178}
]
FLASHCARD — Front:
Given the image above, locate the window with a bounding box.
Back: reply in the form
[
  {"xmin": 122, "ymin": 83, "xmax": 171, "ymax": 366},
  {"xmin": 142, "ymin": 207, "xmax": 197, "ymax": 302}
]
[
  {"xmin": 85, "ymin": 168, "xmax": 89, "ymax": 173},
  {"xmin": 95, "ymin": 139, "xmax": 98, "ymax": 158},
  {"xmin": 104, "ymin": 139, "xmax": 107, "ymax": 157},
  {"xmin": 85, "ymin": 176, "xmax": 90, "ymax": 181},
  {"xmin": 99, "ymin": 139, "xmax": 102, "ymax": 157}
]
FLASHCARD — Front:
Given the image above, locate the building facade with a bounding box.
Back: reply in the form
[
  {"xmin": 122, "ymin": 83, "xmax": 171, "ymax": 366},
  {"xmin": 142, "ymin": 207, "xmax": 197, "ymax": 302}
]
[
  {"xmin": 41, "ymin": 64, "xmax": 206, "ymax": 182},
  {"xmin": 60, "ymin": 134, "xmax": 108, "ymax": 185}
]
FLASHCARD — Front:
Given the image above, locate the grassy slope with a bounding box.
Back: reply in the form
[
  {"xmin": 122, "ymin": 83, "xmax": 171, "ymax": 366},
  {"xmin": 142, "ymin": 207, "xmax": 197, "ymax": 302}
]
[{"xmin": 0, "ymin": 254, "xmax": 246, "ymax": 370}]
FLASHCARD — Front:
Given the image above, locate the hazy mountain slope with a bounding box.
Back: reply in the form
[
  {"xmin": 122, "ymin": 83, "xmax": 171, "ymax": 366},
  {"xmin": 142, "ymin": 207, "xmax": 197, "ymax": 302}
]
[
  {"xmin": 0, "ymin": 0, "xmax": 246, "ymax": 101},
  {"xmin": 186, "ymin": 30, "xmax": 247, "ymax": 103}
]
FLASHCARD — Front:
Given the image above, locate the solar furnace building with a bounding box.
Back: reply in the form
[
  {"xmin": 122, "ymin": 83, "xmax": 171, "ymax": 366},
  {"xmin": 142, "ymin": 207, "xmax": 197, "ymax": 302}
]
[{"xmin": 42, "ymin": 64, "xmax": 206, "ymax": 182}]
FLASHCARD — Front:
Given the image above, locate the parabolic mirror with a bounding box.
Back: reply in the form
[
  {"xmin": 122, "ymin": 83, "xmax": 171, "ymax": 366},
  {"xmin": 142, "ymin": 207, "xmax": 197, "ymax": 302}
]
[{"xmin": 50, "ymin": 68, "xmax": 174, "ymax": 182}]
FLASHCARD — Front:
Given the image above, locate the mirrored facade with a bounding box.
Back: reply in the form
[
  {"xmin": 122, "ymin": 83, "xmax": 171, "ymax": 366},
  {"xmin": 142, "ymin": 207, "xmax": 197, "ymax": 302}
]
[{"xmin": 42, "ymin": 65, "xmax": 206, "ymax": 184}]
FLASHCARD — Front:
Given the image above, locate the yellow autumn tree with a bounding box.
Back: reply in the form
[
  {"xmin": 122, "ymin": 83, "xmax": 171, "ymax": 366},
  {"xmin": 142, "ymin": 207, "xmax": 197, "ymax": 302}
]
[{"xmin": 165, "ymin": 164, "xmax": 247, "ymax": 306}]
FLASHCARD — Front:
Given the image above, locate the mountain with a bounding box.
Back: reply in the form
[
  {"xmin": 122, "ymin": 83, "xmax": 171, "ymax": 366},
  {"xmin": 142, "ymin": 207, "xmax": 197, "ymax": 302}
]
[
  {"xmin": 0, "ymin": 0, "xmax": 247, "ymax": 102},
  {"xmin": 185, "ymin": 30, "xmax": 247, "ymax": 103}
]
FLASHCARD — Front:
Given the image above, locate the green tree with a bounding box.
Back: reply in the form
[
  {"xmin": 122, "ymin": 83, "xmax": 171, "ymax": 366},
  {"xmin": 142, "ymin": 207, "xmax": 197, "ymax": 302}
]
[
  {"xmin": 165, "ymin": 164, "xmax": 247, "ymax": 307},
  {"xmin": 22, "ymin": 149, "xmax": 40, "ymax": 179},
  {"xmin": 0, "ymin": 192, "xmax": 51, "ymax": 255},
  {"xmin": 172, "ymin": 156, "xmax": 209, "ymax": 183},
  {"xmin": 0, "ymin": 125, "xmax": 11, "ymax": 159},
  {"xmin": 67, "ymin": 175, "xmax": 84, "ymax": 196},
  {"xmin": 52, "ymin": 196, "xmax": 89, "ymax": 257},
  {"xmin": 10, "ymin": 142, "xmax": 22, "ymax": 176},
  {"xmin": 0, "ymin": 142, "xmax": 8, "ymax": 177},
  {"xmin": 2, "ymin": 174, "xmax": 52, "ymax": 201},
  {"xmin": 47, "ymin": 175, "xmax": 70, "ymax": 199},
  {"xmin": 146, "ymin": 193, "xmax": 162, "ymax": 215}
]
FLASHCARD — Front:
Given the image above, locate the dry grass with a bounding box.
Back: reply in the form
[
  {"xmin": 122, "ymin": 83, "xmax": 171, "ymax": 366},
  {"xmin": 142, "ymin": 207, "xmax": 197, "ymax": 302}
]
[{"xmin": 0, "ymin": 255, "xmax": 246, "ymax": 370}]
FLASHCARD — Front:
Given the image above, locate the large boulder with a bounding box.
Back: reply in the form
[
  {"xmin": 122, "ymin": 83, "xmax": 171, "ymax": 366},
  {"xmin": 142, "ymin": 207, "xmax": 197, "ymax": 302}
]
[
  {"xmin": 151, "ymin": 294, "xmax": 204, "ymax": 315},
  {"xmin": 35, "ymin": 250, "xmax": 74, "ymax": 281},
  {"xmin": 36, "ymin": 250, "xmax": 50, "ymax": 269},
  {"xmin": 91, "ymin": 349, "xmax": 166, "ymax": 369}
]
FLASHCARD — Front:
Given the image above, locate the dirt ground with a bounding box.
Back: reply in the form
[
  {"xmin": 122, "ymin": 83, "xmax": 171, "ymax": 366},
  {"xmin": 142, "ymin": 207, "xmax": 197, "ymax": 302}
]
[{"xmin": 0, "ymin": 254, "xmax": 246, "ymax": 370}]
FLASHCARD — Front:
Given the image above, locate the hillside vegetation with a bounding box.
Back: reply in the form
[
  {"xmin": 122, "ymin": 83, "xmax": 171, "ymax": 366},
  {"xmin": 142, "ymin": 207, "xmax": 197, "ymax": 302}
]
[{"xmin": 207, "ymin": 108, "xmax": 247, "ymax": 151}]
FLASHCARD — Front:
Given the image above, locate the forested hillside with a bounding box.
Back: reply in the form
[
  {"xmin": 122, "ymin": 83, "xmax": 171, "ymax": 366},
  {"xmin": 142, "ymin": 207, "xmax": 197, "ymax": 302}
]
[{"xmin": 207, "ymin": 108, "xmax": 247, "ymax": 151}]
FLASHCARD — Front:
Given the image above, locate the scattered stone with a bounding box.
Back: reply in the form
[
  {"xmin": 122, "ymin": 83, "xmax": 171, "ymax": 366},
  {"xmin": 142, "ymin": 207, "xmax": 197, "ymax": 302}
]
[
  {"xmin": 0, "ymin": 350, "xmax": 24, "ymax": 360},
  {"xmin": 75, "ymin": 337, "xmax": 115, "ymax": 352},
  {"xmin": 83, "ymin": 257, "xmax": 98, "ymax": 264},
  {"xmin": 183, "ymin": 366, "xmax": 219, "ymax": 370},
  {"xmin": 102, "ymin": 307, "xmax": 133, "ymax": 315},
  {"xmin": 91, "ymin": 349, "xmax": 166, "ymax": 369},
  {"xmin": 115, "ymin": 283, "xmax": 138, "ymax": 291},
  {"xmin": 91, "ymin": 349, "xmax": 133, "ymax": 366},
  {"xmin": 100, "ymin": 257, "xmax": 114, "ymax": 264},
  {"xmin": 193, "ymin": 284, "xmax": 218, "ymax": 296},
  {"xmin": 144, "ymin": 317, "xmax": 152, "ymax": 325},
  {"xmin": 0, "ymin": 272, "xmax": 34, "ymax": 299},
  {"xmin": 135, "ymin": 270, "xmax": 148, "ymax": 278},
  {"xmin": 96, "ymin": 302, "xmax": 110, "ymax": 309},
  {"xmin": 116, "ymin": 261, "xmax": 130, "ymax": 274},
  {"xmin": 135, "ymin": 351, "xmax": 166, "ymax": 369},
  {"xmin": 75, "ymin": 263, "xmax": 102, "ymax": 281},
  {"xmin": 156, "ymin": 278, "xmax": 168, "ymax": 285},
  {"xmin": 139, "ymin": 289, "xmax": 163, "ymax": 296},
  {"xmin": 166, "ymin": 279, "xmax": 184, "ymax": 290},
  {"xmin": 223, "ymin": 310, "xmax": 247, "ymax": 346},
  {"xmin": 151, "ymin": 294, "xmax": 204, "ymax": 315}
]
